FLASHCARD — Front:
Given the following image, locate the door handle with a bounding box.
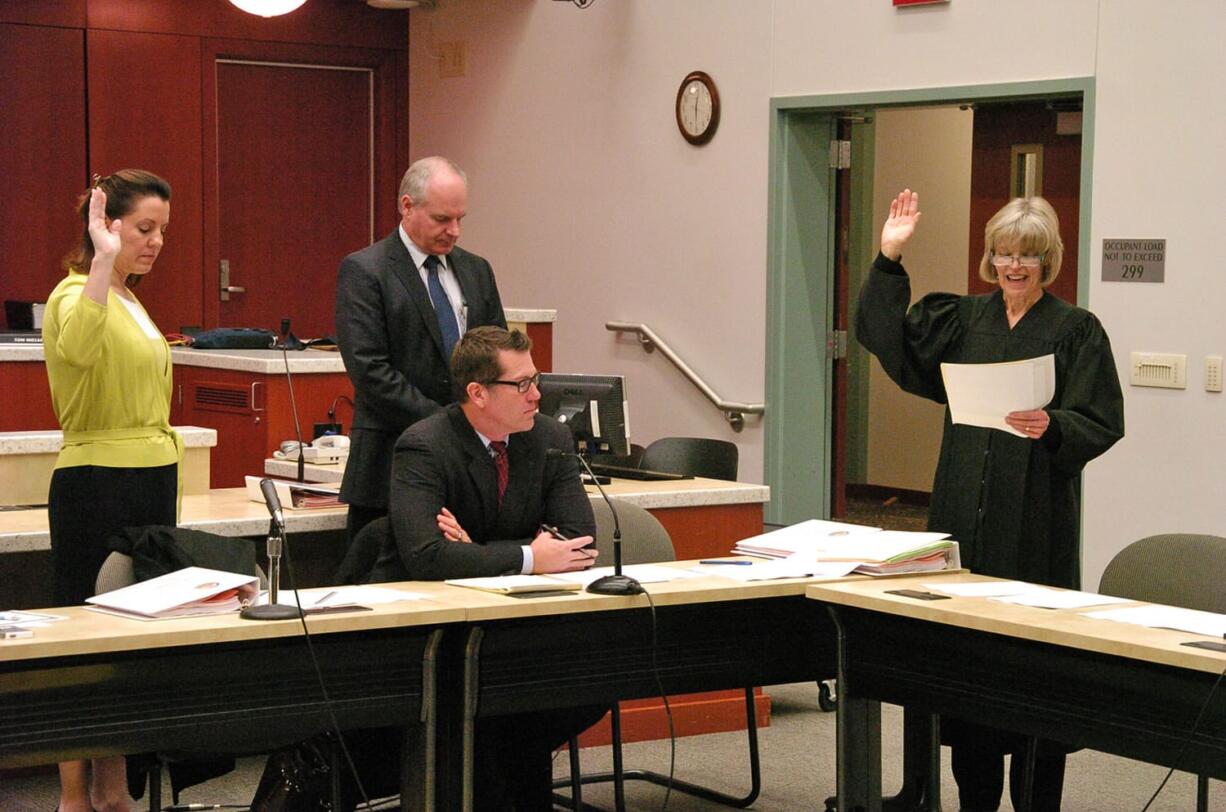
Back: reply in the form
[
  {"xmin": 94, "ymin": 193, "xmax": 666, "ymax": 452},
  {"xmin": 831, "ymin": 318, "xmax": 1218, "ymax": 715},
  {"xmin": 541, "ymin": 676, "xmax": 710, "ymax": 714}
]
[{"xmin": 220, "ymin": 259, "xmax": 246, "ymax": 301}]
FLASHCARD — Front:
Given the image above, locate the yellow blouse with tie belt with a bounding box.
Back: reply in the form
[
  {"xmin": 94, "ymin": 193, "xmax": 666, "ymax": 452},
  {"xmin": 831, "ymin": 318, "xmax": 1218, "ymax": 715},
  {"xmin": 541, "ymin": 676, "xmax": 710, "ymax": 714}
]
[{"xmin": 42, "ymin": 271, "xmax": 181, "ymax": 472}]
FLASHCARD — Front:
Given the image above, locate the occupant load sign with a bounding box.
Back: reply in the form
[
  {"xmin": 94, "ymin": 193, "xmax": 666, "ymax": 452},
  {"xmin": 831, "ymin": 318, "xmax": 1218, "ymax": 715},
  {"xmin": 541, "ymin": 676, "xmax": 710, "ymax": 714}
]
[{"xmin": 1102, "ymin": 238, "xmax": 1165, "ymax": 283}]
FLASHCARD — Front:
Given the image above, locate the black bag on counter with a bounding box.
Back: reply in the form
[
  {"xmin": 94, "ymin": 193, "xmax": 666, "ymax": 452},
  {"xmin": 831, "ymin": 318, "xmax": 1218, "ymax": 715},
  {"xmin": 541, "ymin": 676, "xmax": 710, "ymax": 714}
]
[{"xmin": 190, "ymin": 327, "xmax": 277, "ymax": 349}]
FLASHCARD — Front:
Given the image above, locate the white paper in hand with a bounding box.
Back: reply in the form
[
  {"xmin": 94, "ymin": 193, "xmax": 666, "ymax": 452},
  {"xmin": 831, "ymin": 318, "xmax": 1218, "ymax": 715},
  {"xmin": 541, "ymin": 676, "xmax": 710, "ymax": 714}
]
[{"xmin": 940, "ymin": 354, "xmax": 1055, "ymax": 437}]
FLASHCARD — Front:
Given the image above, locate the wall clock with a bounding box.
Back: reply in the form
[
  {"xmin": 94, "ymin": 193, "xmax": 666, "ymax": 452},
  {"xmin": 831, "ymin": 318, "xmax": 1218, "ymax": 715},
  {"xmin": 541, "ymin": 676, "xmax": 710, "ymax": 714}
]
[{"xmin": 676, "ymin": 71, "xmax": 719, "ymax": 146}]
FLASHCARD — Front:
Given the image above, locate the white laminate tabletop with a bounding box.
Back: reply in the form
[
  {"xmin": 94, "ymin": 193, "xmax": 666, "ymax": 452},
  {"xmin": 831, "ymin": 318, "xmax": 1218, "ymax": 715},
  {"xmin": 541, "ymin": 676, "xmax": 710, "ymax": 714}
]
[
  {"xmin": 264, "ymin": 457, "xmax": 771, "ymax": 509},
  {"xmin": 0, "ymin": 425, "xmax": 216, "ymax": 455},
  {"xmin": 807, "ymin": 573, "xmax": 1226, "ymax": 676},
  {"xmin": 2, "ymin": 475, "xmax": 769, "ymax": 554}
]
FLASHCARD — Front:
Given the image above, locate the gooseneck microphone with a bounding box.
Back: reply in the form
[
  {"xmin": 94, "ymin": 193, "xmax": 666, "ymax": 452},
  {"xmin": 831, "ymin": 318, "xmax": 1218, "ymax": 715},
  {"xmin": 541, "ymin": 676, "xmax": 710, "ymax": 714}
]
[
  {"xmin": 240, "ymin": 478, "xmax": 301, "ymax": 620},
  {"xmin": 547, "ymin": 448, "xmax": 643, "ymax": 595},
  {"xmin": 260, "ymin": 476, "xmax": 286, "ymax": 528}
]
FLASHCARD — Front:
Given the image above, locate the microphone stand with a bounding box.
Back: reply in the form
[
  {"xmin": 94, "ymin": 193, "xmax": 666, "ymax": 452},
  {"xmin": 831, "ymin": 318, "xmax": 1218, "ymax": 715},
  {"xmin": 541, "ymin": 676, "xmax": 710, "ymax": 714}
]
[
  {"xmin": 241, "ymin": 480, "xmax": 302, "ymax": 620},
  {"xmin": 277, "ymin": 328, "xmax": 306, "ymax": 484},
  {"xmin": 571, "ymin": 451, "xmax": 643, "ymax": 596}
]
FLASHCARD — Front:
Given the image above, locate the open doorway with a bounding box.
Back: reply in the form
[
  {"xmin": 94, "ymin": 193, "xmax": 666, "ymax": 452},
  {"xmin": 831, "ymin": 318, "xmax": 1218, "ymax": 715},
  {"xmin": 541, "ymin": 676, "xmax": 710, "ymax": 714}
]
[{"xmin": 765, "ymin": 80, "xmax": 1091, "ymax": 529}]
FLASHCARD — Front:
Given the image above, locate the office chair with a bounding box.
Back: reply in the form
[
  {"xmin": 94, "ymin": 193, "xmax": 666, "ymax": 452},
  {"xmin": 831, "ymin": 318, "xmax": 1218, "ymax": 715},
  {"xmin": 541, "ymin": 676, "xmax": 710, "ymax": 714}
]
[
  {"xmin": 333, "ymin": 515, "xmax": 391, "ymax": 585},
  {"xmin": 554, "ymin": 500, "xmax": 762, "ymax": 811},
  {"xmin": 590, "ymin": 442, "xmax": 647, "ymax": 470},
  {"xmin": 639, "ymin": 437, "xmax": 739, "ymax": 481},
  {"xmin": 1098, "ymin": 533, "xmax": 1226, "ymax": 812},
  {"xmin": 96, "ymin": 543, "xmax": 282, "ymax": 812}
]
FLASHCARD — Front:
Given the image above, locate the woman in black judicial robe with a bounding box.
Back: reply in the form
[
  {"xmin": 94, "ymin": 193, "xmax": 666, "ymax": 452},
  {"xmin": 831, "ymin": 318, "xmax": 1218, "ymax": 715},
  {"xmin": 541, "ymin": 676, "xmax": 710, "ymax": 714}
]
[{"xmin": 856, "ymin": 190, "xmax": 1124, "ymax": 812}]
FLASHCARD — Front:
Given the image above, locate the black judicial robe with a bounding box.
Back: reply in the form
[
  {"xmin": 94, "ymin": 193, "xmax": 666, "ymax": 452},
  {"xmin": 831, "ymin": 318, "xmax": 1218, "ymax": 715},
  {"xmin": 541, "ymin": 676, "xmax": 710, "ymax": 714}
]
[{"xmin": 856, "ymin": 254, "xmax": 1124, "ymax": 589}]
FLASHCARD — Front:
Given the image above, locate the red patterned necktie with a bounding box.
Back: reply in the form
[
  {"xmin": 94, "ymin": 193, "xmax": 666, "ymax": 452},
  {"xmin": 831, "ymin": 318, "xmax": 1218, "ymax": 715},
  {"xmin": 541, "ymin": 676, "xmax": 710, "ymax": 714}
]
[{"xmin": 489, "ymin": 440, "xmax": 508, "ymax": 506}]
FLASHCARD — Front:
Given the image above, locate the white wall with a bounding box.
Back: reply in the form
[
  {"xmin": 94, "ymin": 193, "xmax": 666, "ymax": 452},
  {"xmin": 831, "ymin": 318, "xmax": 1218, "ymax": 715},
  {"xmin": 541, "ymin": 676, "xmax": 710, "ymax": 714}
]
[
  {"xmin": 866, "ymin": 106, "xmax": 971, "ymax": 493},
  {"xmin": 409, "ymin": 0, "xmax": 1226, "ymax": 589},
  {"xmin": 409, "ymin": 1, "xmax": 772, "ymax": 479}
]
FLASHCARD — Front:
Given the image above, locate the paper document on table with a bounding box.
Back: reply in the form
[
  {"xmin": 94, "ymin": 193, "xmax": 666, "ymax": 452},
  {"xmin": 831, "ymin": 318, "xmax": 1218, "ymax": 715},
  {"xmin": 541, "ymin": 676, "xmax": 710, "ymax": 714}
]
[
  {"xmin": 940, "ymin": 354, "xmax": 1055, "ymax": 437},
  {"xmin": 87, "ymin": 566, "xmax": 259, "ymax": 619},
  {"xmin": 701, "ymin": 554, "xmax": 860, "ymax": 582},
  {"xmin": 990, "ymin": 587, "xmax": 1133, "ymax": 609},
  {"xmin": 732, "ymin": 519, "xmax": 881, "ymax": 559},
  {"xmin": 734, "ymin": 520, "xmax": 957, "ymax": 574},
  {"xmin": 923, "ymin": 580, "xmax": 1035, "ymax": 597},
  {"xmin": 549, "ymin": 564, "xmax": 701, "ymax": 587},
  {"xmin": 271, "ymin": 586, "xmax": 430, "ymax": 607},
  {"xmin": 1087, "ymin": 604, "xmax": 1226, "ymax": 637},
  {"xmin": 0, "ymin": 610, "xmax": 66, "ymax": 627},
  {"xmin": 445, "ymin": 575, "xmax": 581, "ymax": 594}
]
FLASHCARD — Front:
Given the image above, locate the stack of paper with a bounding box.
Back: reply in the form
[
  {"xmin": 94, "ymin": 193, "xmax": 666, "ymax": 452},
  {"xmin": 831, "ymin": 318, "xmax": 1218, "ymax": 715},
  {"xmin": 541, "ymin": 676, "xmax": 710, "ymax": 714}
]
[
  {"xmin": 732, "ymin": 519, "xmax": 960, "ymax": 575},
  {"xmin": 940, "ymin": 354, "xmax": 1055, "ymax": 437},
  {"xmin": 87, "ymin": 566, "xmax": 260, "ymax": 620}
]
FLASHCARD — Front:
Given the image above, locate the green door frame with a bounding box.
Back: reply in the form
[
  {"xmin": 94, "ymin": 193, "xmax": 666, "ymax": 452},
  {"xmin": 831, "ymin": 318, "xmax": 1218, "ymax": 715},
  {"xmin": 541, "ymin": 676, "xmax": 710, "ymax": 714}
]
[{"xmin": 764, "ymin": 78, "xmax": 1095, "ymax": 527}]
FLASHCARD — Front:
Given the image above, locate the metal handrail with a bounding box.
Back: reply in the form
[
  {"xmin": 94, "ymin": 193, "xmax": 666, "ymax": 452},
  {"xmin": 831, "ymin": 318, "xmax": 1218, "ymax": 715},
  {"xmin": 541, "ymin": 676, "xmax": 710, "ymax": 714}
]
[{"xmin": 606, "ymin": 321, "xmax": 765, "ymax": 432}]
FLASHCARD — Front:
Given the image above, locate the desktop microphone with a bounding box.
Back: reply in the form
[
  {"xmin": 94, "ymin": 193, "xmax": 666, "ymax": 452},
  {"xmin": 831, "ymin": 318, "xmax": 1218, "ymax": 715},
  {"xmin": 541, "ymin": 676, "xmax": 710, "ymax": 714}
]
[
  {"xmin": 259, "ymin": 476, "xmax": 286, "ymax": 528},
  {"xmin": 241, "ymin": 478, "xmax": 300, "ymax": 621},
  {"xmin": 547, "ymin": 448, "xmax": 643, "ymax": 595}
]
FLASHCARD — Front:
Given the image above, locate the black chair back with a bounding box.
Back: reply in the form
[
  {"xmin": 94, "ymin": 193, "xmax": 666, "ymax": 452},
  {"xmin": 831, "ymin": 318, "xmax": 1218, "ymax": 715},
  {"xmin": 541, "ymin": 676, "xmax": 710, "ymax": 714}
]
[{"xmin": 640, "ymin": 436, "xmax": 738, "ymax": 480}]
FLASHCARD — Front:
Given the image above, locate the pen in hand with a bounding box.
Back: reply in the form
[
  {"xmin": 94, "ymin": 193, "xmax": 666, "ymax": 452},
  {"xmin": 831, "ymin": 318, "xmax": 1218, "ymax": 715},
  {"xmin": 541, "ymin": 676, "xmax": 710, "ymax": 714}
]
[{"xmin": 541, "ymin": 523, "xmax": 599, "ymax": 561}]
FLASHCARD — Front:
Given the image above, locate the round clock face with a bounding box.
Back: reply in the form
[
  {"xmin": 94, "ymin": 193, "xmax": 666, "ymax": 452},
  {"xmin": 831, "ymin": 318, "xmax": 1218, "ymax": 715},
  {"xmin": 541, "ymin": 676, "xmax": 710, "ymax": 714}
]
[{"xmin": 676, "ymin": 71, "xmax": 719, "ymax": 145}]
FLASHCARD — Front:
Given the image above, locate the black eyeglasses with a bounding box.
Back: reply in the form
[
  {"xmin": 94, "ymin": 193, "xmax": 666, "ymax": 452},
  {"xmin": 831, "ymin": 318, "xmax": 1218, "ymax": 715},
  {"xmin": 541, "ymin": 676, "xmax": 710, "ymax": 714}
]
[{"xmin": 485, "ymin": 372, "xmax": 541, "ymax": 394}]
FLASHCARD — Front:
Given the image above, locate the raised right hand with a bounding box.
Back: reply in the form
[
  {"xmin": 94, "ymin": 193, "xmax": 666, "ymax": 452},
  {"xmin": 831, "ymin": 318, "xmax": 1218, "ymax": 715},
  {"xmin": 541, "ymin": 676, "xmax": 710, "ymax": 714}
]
[
  {"xmin": 880, "ymin": 189, "xmax": 921, "ymax": 262},
  {"xmin": 87, "ymin": 187, "xmax": 122, "ymax": 265},
  {"xmin": 529, "ymin": 532, "xmax": 597, "ymax": 573}
]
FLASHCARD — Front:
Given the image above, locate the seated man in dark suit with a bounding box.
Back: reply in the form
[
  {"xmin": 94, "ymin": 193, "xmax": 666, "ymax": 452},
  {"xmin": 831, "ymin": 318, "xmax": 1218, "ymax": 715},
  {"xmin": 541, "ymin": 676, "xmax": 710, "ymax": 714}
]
[
  {"xmin": 369, "ymin": 325, "xmax": 602, "ymax": 810},
  {"xmin": 370, "ymin": 325, "xmax": 597, "ymax": 580}
]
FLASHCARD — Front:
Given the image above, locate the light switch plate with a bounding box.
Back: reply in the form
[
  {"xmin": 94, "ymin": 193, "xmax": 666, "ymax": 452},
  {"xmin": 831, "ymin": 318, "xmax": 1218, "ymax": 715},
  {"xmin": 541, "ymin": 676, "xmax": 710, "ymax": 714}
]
[{"xmin": 1130, "ymin": 352, "xmax": 1186, "ymax": 389}]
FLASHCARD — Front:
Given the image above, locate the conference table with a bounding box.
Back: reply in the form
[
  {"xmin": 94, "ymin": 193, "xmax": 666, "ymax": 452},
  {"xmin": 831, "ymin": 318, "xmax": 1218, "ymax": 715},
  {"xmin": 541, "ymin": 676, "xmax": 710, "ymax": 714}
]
[
  {"xmin": 807, "ymin": 573, "xmax": 1226, "ymax": 812},
  {"xmin": 0, "ymin": 582, "xmax": 473, "ymax": 809},
  {"xmin": 1, "ymin": 562, "xmax": 843, "ymax": 811}
]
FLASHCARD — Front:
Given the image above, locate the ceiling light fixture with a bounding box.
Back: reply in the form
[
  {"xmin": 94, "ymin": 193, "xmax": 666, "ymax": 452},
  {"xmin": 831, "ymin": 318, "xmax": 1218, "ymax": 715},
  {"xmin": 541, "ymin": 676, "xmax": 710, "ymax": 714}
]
[{"xmin": 228, "ymin": 0, "xmax": 309, "ymax": 17}]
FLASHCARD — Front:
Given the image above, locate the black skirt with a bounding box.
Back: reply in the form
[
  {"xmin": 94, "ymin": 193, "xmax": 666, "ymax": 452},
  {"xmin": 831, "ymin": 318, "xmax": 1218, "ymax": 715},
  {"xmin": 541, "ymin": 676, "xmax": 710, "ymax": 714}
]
[{"xmin": 48, "ymin": 463, "xmax": 177, "ymax": 605}]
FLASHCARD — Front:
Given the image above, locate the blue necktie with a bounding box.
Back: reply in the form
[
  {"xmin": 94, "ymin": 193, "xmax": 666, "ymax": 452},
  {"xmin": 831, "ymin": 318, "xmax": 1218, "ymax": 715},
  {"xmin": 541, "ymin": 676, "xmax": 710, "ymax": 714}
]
[{"xmin": 424, "ymin": 255, "xmax": 460, "ymax": 359}]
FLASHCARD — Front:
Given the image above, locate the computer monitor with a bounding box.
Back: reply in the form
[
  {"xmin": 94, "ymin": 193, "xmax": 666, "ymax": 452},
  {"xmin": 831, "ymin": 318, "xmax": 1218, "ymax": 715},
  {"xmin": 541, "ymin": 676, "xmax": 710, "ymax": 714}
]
[{"xmin": 537, "ymin": 373, "xmax": 631, "ymax": 457}]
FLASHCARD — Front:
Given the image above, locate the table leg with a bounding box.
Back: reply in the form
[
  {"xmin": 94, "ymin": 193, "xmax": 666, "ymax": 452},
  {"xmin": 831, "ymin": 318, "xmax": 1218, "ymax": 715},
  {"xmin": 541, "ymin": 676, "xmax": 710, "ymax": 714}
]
[
  {"xmin": 830, "ymin": 606, "xmax": 882, "ymax": 812},
  {"xmin": 401, "ymin": 629, "xmax": 443, "ymax": 811},
  {"xmin": 462, "ymin": 627, "xmax": 484, "ymax": 812}
]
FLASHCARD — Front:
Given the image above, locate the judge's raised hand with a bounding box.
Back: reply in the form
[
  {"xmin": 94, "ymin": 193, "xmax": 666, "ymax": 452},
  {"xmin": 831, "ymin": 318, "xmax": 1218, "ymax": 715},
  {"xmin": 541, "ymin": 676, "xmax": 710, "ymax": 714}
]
[
  {"xmin": 87, "ymin": 187, "xmax": 122, "ymax": 266},
  {"xmin": 880, "ymin": 189, "xmax": 921, "ymax": 262}
]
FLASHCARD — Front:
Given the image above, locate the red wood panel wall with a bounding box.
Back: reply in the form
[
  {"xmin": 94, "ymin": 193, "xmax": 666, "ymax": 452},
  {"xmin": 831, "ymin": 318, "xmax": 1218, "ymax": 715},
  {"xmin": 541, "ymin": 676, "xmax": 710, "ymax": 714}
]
[
  {"xmin": 87, "ymin": 29, "xmax": 204, "ymax": 334},
  {"xmin": 967, "ymin": 102, "xmax": 1081, "ymax": 304},
  {"xmin": 0, "ymin": 23, "xmax": 87, "ymax": 326},
  {"xmin": 0, "ymin": 0, "xmax": 408, "ymax": 333}
]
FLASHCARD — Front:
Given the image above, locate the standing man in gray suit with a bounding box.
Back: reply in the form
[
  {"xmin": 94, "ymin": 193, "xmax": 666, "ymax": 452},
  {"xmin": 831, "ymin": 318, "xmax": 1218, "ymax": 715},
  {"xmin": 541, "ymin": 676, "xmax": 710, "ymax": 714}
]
[{"xmin": 336, "ymin": 157, "xmax": 506, "ymax": 546}]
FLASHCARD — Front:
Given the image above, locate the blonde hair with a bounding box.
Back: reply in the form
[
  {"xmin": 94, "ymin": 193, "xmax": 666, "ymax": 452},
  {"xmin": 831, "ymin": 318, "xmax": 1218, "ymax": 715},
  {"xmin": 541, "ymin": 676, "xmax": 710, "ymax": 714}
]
[{"xmin": 978, "ymin": 196, "xmax": 1064, "ymax": 286}]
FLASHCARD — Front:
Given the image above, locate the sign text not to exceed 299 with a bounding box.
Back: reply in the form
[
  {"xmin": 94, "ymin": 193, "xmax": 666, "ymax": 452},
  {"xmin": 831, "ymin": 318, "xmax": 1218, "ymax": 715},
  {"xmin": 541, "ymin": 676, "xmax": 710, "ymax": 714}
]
[{"xmin": 1102, "ymin": 238, "xmax": 1165, "ymax": 283}]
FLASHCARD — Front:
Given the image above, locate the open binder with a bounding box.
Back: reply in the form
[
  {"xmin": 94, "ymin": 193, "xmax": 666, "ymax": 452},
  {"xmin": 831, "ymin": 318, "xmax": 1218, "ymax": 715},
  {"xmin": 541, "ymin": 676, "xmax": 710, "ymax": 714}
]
[{"xmin": 87, "ymin": 566, "xmax": 259, "ymax": 620}]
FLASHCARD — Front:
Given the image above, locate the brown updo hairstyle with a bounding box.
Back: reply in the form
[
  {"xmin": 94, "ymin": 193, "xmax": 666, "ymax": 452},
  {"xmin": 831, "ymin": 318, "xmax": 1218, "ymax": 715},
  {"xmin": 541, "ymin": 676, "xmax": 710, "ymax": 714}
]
[
  {"xmin": 977, "ymin": 195, "xmax": 1064, "ymax": 287},
  {"xmin": 63, "ymin": 169, "xmax": 172, "ymax": 286}
]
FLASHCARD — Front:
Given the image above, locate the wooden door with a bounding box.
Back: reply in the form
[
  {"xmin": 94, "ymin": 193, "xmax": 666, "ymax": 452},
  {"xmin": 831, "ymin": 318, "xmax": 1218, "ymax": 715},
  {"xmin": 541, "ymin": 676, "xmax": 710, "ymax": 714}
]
[
  {"xmin": 967, "ymin": 101, "xmax": 1081, "ymax": 303},
  {"xmin": 202, "ymin": 40, "xmax": 403, "ymax": 339}
]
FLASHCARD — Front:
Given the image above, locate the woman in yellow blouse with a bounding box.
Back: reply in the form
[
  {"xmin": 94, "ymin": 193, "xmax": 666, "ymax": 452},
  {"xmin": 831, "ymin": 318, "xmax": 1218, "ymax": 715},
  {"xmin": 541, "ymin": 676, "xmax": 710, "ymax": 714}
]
[{"xmin": 43, "ymin": 170, "xmax": 176, "ymax": 812}]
